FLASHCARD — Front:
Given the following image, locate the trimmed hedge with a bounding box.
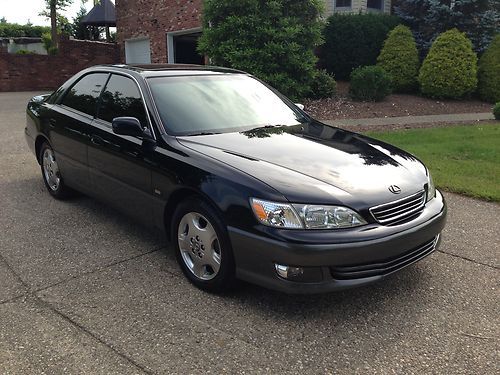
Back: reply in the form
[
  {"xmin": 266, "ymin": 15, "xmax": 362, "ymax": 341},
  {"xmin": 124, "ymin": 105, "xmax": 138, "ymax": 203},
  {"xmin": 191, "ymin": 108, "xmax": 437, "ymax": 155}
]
[
  {"xmin": 349, "ymin": 66, "xmax": 392, "ymax": 102},
  {"xmin": 494, "ymin": 102, "xmax": 500, "ymax": 120},
  {"xmin": 377, "ymin": 25, "xmax": 419, "ymax": 93},
  {"xmin": 478, "ymin": 35, "xmax": 500, "ymax": 103},
  {"xmin": 0, "ymin": 23, "xmax": 50, "ymax": 37},
  {"xmin": 419, "ymin": 29, "xmax": 478, "ymax": 99},
  {"xmin": 321, "ymin": 14, "xmax": 400, "ymax": 80}
]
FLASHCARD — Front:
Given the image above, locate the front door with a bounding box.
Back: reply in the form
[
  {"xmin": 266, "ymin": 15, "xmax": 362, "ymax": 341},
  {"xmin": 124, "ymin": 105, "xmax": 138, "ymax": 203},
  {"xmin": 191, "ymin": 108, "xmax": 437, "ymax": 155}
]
[{"xmin": 88, "ymin": 74, "xmax": 155, "ymax": 226}]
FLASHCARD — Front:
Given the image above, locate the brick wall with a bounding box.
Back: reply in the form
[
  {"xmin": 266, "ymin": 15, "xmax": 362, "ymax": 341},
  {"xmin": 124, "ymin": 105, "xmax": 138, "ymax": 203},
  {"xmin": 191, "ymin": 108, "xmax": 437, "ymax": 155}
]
[
  {"xmin": 0, "ymin": 38, "xmax": 119, "ymax": 92},
  {"xmin": 116, "ymin": 0, "xmax": 203, "ymax": 63},
  {"xmin": 324, "ymin": 0, "xmax": 392, "ymax": 15}
]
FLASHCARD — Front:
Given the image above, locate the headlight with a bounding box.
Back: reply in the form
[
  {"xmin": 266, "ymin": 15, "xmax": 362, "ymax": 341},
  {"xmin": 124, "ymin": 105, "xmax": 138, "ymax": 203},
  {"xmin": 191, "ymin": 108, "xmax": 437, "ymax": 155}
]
[
  {"xmin": 426, "ymin": 171, "xmax": 436, "ymax": 202},
  {"xmin": 250, "ymin": 198, "xmax": 366, "ymax": 229},
  {"xmin": 250, "ymin": 198, "xmax": 303, "ymax": 228},
  {"xmin": 294, "ymin": 204, "xmax": 367, "ymax": 229}
]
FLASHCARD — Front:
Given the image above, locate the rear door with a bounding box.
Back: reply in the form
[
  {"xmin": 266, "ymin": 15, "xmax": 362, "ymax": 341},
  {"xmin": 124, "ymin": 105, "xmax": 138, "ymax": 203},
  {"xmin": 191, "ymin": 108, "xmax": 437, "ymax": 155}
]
[
  {"xmin": 49, "ymin": 72, "xmax": 109, "ymax": 192},
  {"xmin": 88, "ymin": 73, "xmax": 155, "ymax": 225}
]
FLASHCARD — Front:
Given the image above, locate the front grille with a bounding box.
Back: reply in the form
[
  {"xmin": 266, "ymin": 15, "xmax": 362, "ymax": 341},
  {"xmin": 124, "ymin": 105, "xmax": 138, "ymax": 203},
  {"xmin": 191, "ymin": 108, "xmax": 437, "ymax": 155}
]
[
  {"xmin": 370, "ymin": 190, "xmax": 426, "ymax": 226},
  {"xmin": 330, "ymin": 235, "xmax": 439, "ymax": 280}
]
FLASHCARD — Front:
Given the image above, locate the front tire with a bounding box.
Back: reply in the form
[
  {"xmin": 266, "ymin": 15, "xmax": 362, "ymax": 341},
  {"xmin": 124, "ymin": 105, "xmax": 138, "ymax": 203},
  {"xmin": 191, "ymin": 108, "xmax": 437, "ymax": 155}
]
[
  {"xmin": 171, "ymin": 198, "xmax": 236, "ymax": 293},
  {"xmin": 39, "ymin": 142, "xmax": 71, "ymax": 199}
]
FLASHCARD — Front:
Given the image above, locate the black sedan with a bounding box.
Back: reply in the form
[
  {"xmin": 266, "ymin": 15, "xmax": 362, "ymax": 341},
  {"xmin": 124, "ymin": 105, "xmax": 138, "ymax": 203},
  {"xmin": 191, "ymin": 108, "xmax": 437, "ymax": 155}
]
[{"xmin": 25, "ymin": 65, "xmax": 446, "ymax": 294}]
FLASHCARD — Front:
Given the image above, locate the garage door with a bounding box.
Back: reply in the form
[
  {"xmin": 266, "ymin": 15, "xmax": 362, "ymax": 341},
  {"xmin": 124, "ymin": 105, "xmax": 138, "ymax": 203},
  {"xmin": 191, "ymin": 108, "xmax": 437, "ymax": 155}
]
[{"xmin": 125, "ymin": 38, "xmax": 151, "ymax": 64}]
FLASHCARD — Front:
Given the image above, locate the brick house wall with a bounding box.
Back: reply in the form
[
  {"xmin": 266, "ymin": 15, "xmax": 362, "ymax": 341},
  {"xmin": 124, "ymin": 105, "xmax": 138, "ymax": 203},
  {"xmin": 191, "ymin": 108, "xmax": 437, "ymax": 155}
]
[
  {"xmin": 0, "ymin": 38, "xmax": 119, "ymax": 92},
  {"xmin": 115, "ymin": 0, "xmax": 391, "ymax": 64},
  {"xmin": 116, "ymin": 0, "xmax": 202, "ymax": 63},
  {"xmin": 324, "ymin": 0, "xmax": 392, "ymax": 15}
]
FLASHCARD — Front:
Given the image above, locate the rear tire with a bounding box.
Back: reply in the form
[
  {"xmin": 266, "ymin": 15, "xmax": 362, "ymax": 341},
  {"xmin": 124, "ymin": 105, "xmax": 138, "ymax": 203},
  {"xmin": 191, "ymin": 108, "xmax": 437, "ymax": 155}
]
[
  {"xmin": 171, "ymin": 198, "xmax": 236, "ymax": 293},
  {"xmin": 39, "ymin": 142, "xmax": 72, "ymax": 199}
]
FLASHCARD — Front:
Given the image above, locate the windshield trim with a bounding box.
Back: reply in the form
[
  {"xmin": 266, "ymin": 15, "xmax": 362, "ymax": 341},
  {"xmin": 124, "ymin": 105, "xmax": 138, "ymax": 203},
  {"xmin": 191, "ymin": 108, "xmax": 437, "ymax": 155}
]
[{"xmin": 145, "ymin": 74, "xmax": 310, "ymax": 136}]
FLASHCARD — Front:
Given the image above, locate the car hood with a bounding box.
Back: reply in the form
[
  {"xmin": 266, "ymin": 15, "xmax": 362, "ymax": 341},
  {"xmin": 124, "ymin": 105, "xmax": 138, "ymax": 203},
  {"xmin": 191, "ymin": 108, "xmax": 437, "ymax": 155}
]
[{"xmin": 176, "ymin": 122, "xmax": 429, "ymax": 207}]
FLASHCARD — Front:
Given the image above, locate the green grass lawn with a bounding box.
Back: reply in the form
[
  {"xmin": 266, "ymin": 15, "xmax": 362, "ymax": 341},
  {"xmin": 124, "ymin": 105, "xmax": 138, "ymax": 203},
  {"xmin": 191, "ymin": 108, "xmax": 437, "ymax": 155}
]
[{"xmin": 364, "ymin": 124, "xmax": 500, "ymax": 202}]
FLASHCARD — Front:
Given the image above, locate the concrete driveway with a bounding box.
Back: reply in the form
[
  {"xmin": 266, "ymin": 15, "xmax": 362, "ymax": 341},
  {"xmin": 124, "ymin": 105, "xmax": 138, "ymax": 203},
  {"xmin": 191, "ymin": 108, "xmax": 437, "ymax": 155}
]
[{"xmin": 1, "ymin": 92, "xmax": 498, "ymax": 374}]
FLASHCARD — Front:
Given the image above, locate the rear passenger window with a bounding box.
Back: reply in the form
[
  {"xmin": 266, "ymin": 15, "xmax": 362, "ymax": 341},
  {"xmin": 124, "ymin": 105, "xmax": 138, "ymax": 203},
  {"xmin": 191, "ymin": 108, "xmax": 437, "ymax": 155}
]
[
  {"xmin": 98, "ymin": 74, "xmax": 148, "ymax": 126},
  {"xmin": 61, "ymin": 73, "xmax": 108, "ymax": 116}
]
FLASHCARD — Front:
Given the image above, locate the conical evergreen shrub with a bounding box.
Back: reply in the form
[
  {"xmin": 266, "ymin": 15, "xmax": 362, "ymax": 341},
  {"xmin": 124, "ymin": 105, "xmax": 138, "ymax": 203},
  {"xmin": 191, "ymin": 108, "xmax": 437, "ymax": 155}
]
[
  {"xmin": 478, "ymin": 35, "xmax": 500, "ymax": 103},
  {"xmin": 377, "ymin": 25, "xmax": 420, "ymax": 92},
  {"xmin": 419, "ymin": 29, "xmax": 478, "ymax": 99}
]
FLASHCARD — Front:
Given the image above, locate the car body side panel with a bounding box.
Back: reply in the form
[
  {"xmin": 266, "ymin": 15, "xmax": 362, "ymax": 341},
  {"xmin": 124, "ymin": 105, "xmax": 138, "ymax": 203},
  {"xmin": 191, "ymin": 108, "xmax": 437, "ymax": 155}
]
[
  {"xmin": 87, "ymin": 119, "xmax": 155, "ymax": 227},
  {"xmin": 149, "ymin": 136, "xmax": 288, "ymax": 233},
  {"xmin": 47, "ymin": 105, "xmax": 92, "ymax": 192}
]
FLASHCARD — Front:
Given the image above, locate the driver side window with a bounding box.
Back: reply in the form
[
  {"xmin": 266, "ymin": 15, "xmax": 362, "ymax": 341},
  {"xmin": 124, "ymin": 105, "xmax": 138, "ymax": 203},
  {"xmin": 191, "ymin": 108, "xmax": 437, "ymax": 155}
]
[{"xmin": 97, "ymin": 74, "xmax": 148, "ymax": 127}]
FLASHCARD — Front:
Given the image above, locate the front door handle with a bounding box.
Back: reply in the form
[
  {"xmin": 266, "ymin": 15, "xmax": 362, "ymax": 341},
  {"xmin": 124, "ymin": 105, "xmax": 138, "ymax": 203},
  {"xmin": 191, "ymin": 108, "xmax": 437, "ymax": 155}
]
[{"xmin": 90, "ymin": 135, "xmax": 105, "ymax": 146}]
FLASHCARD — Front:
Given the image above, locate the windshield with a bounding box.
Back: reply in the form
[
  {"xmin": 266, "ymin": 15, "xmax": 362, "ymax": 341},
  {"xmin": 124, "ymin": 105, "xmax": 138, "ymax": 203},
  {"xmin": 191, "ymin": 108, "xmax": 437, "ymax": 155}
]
[{"xmin": 147, "ymin": 74, "xmax": 306, "ymax": 135}]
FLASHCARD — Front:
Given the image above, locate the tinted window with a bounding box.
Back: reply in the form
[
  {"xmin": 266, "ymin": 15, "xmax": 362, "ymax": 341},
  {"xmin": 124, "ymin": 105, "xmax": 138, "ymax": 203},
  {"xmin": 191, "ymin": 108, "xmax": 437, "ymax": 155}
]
[
  {"xmin": 98, "ymin": 74, "xmax": 148, "ymax": 126},
  {"xmin": 336, "ymin": 0, "xmax": 351, "ymax": 7},
  {"xmin": 367, "ymin": 0, "xmax": 383, "ymax": 9},
  {"xmin": 61, "ymin": 73, "xmax": 108, "ymax": 116},
  {"xmin": 148, "ymin": 75, "xmax": 305, "ymax": 135}
]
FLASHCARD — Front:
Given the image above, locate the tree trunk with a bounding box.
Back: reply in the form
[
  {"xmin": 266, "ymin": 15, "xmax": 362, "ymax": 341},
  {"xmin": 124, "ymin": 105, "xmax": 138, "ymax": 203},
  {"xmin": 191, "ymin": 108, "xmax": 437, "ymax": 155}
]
[{"xmin": 50, "ymin": 0, "xmax": 58, "ymax": 48}]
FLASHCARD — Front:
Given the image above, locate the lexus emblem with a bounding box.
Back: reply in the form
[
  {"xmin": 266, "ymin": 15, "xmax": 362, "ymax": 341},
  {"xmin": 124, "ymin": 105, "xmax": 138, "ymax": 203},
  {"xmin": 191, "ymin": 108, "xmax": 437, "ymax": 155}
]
[{"xmin": 388, "ymin": 185, "xmax": 401, "ymax": 194}]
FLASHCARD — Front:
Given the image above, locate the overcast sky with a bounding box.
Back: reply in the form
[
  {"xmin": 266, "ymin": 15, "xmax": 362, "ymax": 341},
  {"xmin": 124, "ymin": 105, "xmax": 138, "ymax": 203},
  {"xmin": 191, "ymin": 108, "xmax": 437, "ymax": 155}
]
[{"xmin": 1, "ymin": 0, "xmax": 95, "ymax": 26}]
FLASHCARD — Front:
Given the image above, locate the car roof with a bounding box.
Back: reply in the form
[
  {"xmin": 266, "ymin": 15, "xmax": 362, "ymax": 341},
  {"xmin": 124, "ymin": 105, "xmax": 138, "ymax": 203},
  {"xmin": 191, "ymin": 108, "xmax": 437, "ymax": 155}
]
[{"xmin": 91, "ymin": 64, "xmax": 247, "ymax": 77}]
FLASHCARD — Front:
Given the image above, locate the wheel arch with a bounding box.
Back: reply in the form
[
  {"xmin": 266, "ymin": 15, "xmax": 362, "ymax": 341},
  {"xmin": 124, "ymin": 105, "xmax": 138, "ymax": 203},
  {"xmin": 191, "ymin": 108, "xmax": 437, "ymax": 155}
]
[
  {"xmin": 34, "ymin": 134, "xmax": 50, "ymax": 164},
  {"xmin": 163, "ymin": 187, "xmax": 223, "ymax": 242}
]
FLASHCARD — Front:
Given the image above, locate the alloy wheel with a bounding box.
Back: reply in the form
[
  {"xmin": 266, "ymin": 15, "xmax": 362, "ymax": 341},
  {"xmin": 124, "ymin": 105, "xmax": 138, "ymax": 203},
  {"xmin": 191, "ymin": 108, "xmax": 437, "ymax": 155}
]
[
  {"xmin": 42, "ymin": 148, "xmax": 60, "ymax": 191},
  {"xmin": 177, "ymin": 212, "xmax": 222, "ymax": 281}
]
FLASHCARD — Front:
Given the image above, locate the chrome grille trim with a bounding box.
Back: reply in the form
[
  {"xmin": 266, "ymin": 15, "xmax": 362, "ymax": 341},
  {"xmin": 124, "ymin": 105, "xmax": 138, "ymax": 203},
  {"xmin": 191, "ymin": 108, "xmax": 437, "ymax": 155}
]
[{"xmin": 370, "ymin": 190, "xmax": 426, "ymax": 225}]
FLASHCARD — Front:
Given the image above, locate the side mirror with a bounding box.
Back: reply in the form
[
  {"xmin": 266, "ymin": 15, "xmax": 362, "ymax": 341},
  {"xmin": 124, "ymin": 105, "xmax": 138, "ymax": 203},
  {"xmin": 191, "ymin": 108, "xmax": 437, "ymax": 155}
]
[
  {"xmin": 112, "ymin": 117, "xmax": 145, "ymax": 138},
  {"xmin": 295, "ymin": 103, "xmax": 305, "ymax": 111}
]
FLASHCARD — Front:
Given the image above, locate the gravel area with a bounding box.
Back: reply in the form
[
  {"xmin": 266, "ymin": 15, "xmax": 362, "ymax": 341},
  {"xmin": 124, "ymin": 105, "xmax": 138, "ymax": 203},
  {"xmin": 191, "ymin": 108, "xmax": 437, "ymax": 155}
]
[{"xmin": 304, "ymin": 82, "xmax": 494, "ymax": 120}]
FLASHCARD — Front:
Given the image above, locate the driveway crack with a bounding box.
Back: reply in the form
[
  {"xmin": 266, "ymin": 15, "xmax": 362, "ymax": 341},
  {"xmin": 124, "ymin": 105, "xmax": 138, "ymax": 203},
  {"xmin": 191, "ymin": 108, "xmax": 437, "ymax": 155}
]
[
  {"xmin": 35, "ymin": 246, "xmax": 166, "ymax": 294},
  {"xmin": 0, "ymin": 248, "xmax": 165, "ymax": 374},
  {"xmin": 437, "ymin": 250, "xmax": 498, "ymax": 270}
]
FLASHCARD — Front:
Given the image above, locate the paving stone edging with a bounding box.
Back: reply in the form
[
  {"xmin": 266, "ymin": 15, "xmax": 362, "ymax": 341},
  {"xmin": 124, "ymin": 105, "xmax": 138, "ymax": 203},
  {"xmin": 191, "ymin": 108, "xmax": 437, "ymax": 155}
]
[{"xmin": 321, "ymin": 112, "xmax": 495, "ymax": 127}]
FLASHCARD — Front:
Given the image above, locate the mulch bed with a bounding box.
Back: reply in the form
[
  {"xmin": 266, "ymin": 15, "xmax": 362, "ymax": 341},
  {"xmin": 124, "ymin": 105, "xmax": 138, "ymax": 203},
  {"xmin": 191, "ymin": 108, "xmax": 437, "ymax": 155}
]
[{"xmin": 303, "ymin": 81, "xmax": 494, "ymax": 120}]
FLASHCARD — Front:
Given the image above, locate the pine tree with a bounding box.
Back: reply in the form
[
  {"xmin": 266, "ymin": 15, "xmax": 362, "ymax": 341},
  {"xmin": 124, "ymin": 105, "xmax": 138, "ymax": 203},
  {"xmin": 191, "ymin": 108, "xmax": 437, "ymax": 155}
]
[
  {"xmin": 395, "ymin": 0, "xmax": 499, "ymax": 55},
  {"xmin": 72, "ymin": 2, "xmax": 91, "ymax": 40}
]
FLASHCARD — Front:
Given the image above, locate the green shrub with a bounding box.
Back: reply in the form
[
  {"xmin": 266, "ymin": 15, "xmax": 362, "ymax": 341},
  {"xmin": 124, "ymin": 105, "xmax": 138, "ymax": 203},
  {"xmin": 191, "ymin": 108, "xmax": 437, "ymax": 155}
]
[
  {"xmin": 494, "ymin": 102, "xmax": 500, "ymax": 120},
  {"xmin": 198, "ymin": 0, "xmax": 324, "ymax": 101},
  {"xmin": 349, "ymin": 66, "xmax": 392, "ymax": 102},
  {"xmin": 321, "ymin": 14, "xmax": 400, "ymax": 80},
  {"xmin": 309, "ymin": 70, "xmax": 336, "ymax": 99},
  {"xmin": 41, "ymin": 32, "xmax": 58, "ymax": 55},
  {"xmin": 15, "ymin": 49, "xmax": 36, "ymax": 54},
  {"xmin": 0, "ymin": 23, "xmax": 49, "ymax": 37},
  {"xmin": 478, "ymin": 35, "xmax": 500, "ymax": 103},
  {"xmin": 377, "ymin": 25, "xmax": 419, "ymax": 93},
  {"xmin": 418, "ymin": 29, "xmax": 478, "ymax": 99}
]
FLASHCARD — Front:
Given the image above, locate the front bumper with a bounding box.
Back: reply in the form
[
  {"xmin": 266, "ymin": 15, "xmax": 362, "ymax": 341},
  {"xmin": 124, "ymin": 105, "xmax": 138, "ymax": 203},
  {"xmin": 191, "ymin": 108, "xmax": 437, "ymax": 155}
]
[{"xmin": 229, "ymin": 191, "xmax": 447, "ymax": 294}]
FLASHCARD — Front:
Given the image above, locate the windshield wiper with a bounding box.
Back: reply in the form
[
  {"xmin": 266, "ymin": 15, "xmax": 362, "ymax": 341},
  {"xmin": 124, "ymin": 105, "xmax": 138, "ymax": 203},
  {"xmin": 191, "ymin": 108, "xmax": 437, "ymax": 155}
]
[{"xmin": 189, "ymin": 131, "xmax": 221, "ymax": 136}]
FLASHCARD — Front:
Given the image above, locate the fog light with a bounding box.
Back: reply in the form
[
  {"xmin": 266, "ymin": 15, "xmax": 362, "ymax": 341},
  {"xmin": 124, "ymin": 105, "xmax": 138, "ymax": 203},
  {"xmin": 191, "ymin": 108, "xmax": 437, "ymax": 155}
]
[{"xmin": 275, "ymin": 264, "xmax": 304, "ymax": 279}]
